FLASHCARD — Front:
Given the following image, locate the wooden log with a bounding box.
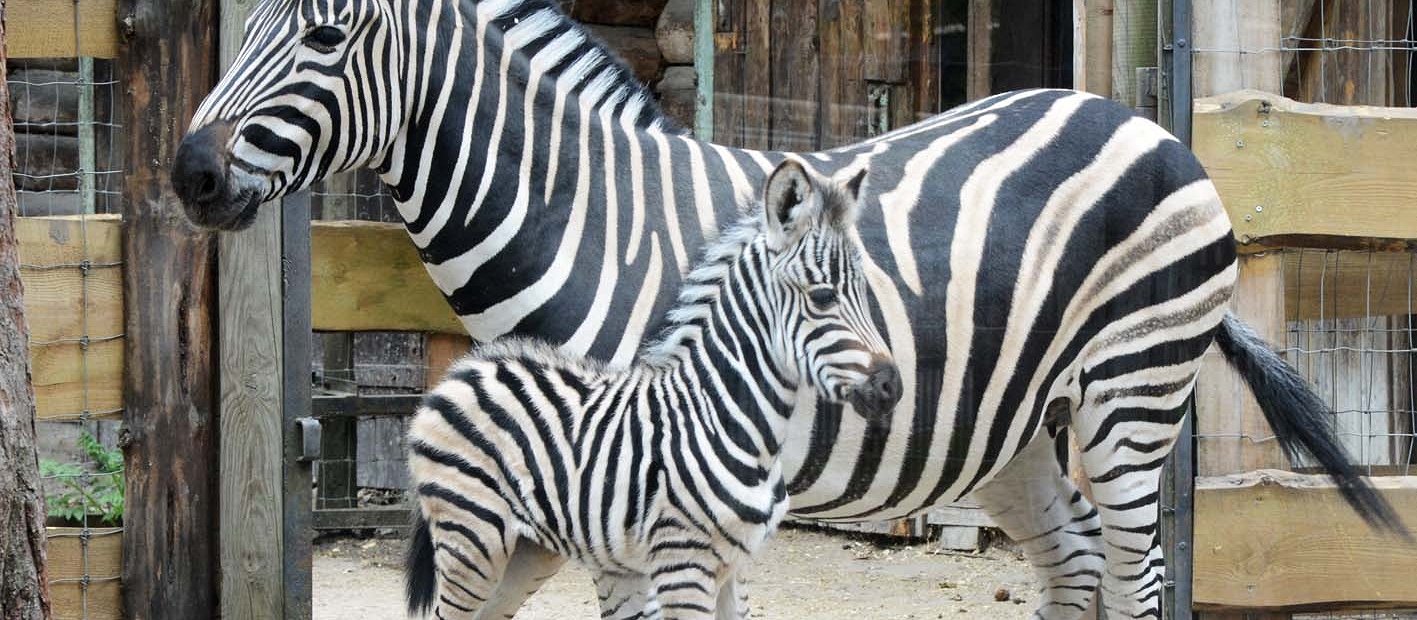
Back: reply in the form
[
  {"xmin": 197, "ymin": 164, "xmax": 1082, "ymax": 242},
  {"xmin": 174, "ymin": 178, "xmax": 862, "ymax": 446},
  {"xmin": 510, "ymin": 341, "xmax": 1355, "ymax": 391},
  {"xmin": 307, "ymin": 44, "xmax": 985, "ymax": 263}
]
[
  {"xmin": 8, "ymin": 0, "xmax": 120, "ymax": 59},
  {"xmin": 14, "ymin": 134, "xmax": 80, "ymax": 191},
  {"xmin": 0, "ymin": 24, "xmax": 53, "ymax": 618},
  {"xmin": 1193, "ymin": 470, "xmax": 1417, "ymax": 611},
  {"xmin": 9, "ymin": 70, "xmax": 81, "ymax": 128},
  {"xmin": 655, "ymin": 65, "xmax": 696, "ymax": 129},
  {"xmin": 310, "ymin": 220, "xmax": 462, "ymax": 333},
  {"xmin": 571, "ymin": 0, "xmax": 668, "ymax": 27},
  {"xmin": 585, "ymin": 25, "xmax": 664, "ymax": 84},
  {"xmin": 46, "ymin": 528, "xmax": 123, "ymax": 620},
  {"xmin": 1192, "ymin": 91, "xmax": 1417, "ymax": 249},
  {"xmin": 655, "ymin": 0, "xmax": 694, "ymax": 64},
  {"xmin": 117, "ymin": 0, "xmax": 220, "ymax": 617}
]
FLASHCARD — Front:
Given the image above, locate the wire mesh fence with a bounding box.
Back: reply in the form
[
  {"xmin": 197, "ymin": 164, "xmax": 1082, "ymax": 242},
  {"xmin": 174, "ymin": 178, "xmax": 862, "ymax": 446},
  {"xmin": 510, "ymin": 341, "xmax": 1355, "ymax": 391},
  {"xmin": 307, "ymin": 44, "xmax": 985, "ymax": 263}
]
[
  {"xmin": 9, "ymin": 3, "xmax": 127, "ymax": 617},
  {"xmin": 11, "ymin": 66, "xmax": 126, "ymax": 620},
  {"xmin": 1187, "ymin": 1, "xmax": 1417, "ymax": 475}
]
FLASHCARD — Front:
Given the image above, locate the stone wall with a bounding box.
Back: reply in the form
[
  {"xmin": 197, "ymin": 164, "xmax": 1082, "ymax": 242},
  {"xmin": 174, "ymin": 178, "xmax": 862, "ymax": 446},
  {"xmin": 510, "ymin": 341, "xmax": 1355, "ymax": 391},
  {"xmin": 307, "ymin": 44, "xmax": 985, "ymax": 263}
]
[{"xmin": 571, "ymin": 0, "xmax": 697, "ymax": 129}]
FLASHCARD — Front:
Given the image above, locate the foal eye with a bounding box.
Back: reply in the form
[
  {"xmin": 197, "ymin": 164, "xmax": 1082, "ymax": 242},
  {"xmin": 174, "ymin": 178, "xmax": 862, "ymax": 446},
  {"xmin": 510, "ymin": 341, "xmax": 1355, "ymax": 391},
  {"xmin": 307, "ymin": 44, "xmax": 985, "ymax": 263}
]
[
  {"xmin": 807, "ymin": 288, "xmax": 838, "ymax": 309},
  {"xmin": 304, "ymin": 26, "xmax": 346, "ymax": 53}
]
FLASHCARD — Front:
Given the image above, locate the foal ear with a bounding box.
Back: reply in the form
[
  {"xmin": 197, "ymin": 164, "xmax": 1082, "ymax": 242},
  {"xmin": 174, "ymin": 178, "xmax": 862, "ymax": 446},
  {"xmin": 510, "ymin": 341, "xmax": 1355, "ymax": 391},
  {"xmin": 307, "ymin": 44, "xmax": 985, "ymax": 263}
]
[
  {"xmin": 826, "ymin": 166, "xmax": 868, "ymax": 229},
  {"xmin": 763, "ymin": 159, "xmax": 821, "ymax": 250}
]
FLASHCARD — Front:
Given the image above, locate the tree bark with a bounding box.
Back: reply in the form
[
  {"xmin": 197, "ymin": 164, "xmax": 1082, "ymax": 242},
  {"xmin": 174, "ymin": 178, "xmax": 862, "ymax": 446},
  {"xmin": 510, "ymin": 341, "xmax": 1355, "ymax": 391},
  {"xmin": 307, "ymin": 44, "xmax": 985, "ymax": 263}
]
[{"xmin": 0, "ymin": 0, "xmax": 54, "ymax": 616}]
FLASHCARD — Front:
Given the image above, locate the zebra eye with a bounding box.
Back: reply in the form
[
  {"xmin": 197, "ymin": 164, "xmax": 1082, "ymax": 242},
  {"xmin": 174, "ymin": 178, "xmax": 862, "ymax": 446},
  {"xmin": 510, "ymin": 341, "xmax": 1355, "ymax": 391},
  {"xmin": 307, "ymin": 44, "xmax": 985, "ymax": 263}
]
[
  {"xmin": 304, "ymin": 26, "xmax": 346, "ymax": 53},
  {"xmin": 807, "ymin": 288, "xmax": 838, "ymax": 309}
]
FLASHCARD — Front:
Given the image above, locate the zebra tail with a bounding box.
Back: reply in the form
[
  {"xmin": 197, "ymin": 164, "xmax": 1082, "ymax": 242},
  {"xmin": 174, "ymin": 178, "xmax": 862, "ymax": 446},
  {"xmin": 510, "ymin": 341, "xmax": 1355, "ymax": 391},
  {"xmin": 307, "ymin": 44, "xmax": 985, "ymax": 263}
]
[
  {"xmin": 1214, "ymin": 312, "xmax": 1410, "ymax": 539},
  {"xmin": 406, "ymin": 509, "xmax": 437, "ymax": 617}
]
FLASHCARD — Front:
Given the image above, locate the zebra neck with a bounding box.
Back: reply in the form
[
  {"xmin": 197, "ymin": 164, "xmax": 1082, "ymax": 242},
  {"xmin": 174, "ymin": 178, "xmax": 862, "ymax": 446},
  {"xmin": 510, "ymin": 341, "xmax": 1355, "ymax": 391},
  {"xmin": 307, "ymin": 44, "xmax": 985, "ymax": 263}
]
[
  {"xmin": 648, "ymin": 269, "xmax": 797, "ymax": 461},
  {"xmin": 380, "ymin": 0, "xmax": 672, "ymax": 239}
]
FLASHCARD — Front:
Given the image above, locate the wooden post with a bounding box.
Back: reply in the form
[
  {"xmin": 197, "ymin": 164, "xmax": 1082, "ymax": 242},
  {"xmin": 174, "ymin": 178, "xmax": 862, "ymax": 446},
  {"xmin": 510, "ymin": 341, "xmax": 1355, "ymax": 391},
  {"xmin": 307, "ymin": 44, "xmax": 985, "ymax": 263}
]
[
  {"xmin": 1111, "ymin": 0, "xmax": 1156, "ymax": 107},
  {"xmin": 1191, "ymin": 4, "xmax": 1288, "ymax": 619},
  {"xmin": 1073, "ymin": 0, "xmax": 1114, "ymax": 98},
  {"xmin": 0, "ymin": 8, "xmax": 53, "ymax": 616},
  {"xmin": 214, "ymin": 0, "xmax": 312, "ymax": 618},
  {"xmin": 116, "ymin": 0, "xmax": 221, "ymax": 617}
]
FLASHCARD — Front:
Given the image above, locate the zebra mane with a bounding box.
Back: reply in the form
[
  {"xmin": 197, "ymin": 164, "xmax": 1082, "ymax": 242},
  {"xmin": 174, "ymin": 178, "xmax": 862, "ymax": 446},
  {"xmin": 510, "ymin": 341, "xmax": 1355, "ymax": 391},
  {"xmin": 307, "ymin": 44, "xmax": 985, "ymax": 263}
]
[
  {"xmin": 636, "ymin": 213, "xmax": 768, "ymax": 367},
  {"xmin": 475, "ymin": 0, "xmax": 681, "ymax": 133}
]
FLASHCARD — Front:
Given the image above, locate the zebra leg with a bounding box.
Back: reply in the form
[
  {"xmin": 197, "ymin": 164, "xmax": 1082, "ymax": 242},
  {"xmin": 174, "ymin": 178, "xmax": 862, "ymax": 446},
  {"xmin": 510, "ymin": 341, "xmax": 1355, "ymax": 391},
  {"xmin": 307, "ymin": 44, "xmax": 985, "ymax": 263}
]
[
  {"xmin": 714, "ymin": 570, "xmax": 750, "ymax": 620},
  {"xmin": 970, "ymin": 427, "xmax": 1104, "ymax": 620},
  {"xmin": 595, "ymin": 572, "xmax": 656, "ymax": 620},
  {"xmin": 645, "ymin": 560, "xmax": 723, "ymax": 620},
  {"xmin": 425, "ymin": 515, "xmax": 516, "ymax": 619},
  {"xmin": 1072, "ymin": 380, "xmax": 1192, "ymax": 618},
  {"xmin": 469, "ymin": 538, "xmax": 566, "ymax": 620}
]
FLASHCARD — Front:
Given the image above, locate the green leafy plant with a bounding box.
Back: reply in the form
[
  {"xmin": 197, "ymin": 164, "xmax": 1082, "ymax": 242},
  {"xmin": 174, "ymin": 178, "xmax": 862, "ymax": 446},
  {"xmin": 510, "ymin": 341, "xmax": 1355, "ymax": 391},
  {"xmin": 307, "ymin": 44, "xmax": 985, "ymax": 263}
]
[{"xmin": 40, "ymin": 431, "xmax": 124, "ymax": 526}]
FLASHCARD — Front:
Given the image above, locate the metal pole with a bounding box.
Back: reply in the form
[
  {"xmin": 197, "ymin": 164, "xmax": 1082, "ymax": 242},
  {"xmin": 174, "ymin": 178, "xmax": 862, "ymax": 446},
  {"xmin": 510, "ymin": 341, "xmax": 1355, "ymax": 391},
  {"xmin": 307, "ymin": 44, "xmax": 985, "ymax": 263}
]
[
  {"xmin": 282, "ymin": 190, "xmax": 315, "ymax": 620},
  {"xmin": 693, "ymin": 0, "xmax": 714, "ymax": 140}
]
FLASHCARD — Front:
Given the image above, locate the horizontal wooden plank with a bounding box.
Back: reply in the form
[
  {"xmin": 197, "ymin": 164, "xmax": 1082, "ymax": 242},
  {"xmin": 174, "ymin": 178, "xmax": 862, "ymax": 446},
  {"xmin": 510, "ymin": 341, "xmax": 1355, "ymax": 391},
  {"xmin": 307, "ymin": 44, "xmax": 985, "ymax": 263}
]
[
  {"xmin": 311, "ymin": 221, "xmax": 464, "ymax": 334},
  {"xmin": 1194, "ymin": 90, "xmax": 1417, "ymax": 251},
  {"xmin": 312, "ymin": 392, "xmax": 423, "ymax": 419},
  {"xmin": 9, "ymin": 0, "xmax": 120, "ymax": 59},
  {"xmin": 1282, "ymin": 250, "xmax": 1416, "ymax": 321},
  {"xmin": 30, "ymin": 338, "xmax": 123, "ymax": 420},
  {"xmin": 925, "ymin": 501, "xmax": 997, "ymax": 529},
  {"xmin": 1193, "ymin": 470, "xmax": 1417, "ymax": 610},
  {"xmin": 47, "ymin": 527, "xmax": 123, "ymax": 620},
  {"xmin": 17, "ymin": 216, "xmax": 125, "ymax": 419}
]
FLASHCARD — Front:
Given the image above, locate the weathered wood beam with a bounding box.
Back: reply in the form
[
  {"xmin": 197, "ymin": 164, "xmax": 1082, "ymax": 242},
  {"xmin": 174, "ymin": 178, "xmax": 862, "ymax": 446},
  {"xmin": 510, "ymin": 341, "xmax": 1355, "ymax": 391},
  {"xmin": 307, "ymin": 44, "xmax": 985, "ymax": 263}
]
[
  {"xmin": 310, "ymin": 220, "xmax": 463, "ymax": 334},
  {"xmin": 1193, "ymin": 470, "xmax": 1417, "ymax": 611},
  {"xmin": 116, "ymin": 0, "xmax": 220, "ymax": 617},
  {"xmin": 1193, "ymin": 90, "xmax": 1417, "ymax": 249}
]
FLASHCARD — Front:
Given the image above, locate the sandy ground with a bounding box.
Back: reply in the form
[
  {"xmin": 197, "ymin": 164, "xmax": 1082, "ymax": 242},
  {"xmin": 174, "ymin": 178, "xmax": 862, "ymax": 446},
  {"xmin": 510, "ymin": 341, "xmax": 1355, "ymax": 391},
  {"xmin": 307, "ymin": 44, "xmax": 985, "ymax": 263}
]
[{"xmin": 314, "ymin": 525, "xmax": 1036, "ymax": 619}]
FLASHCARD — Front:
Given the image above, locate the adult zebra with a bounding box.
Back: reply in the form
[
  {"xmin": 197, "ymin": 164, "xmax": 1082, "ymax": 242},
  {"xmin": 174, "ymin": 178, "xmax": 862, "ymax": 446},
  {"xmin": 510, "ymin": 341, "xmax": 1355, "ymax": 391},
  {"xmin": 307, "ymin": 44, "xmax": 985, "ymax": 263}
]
[{"xmin": 172, "ymin": 0, "xmax": 1407, "ymax": 617}]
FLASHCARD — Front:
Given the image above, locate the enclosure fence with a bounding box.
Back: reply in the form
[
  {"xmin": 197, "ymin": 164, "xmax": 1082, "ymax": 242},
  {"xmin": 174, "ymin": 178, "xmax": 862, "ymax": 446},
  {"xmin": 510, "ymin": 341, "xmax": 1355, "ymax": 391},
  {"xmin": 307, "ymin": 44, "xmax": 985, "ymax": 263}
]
[
  {"xmin": 11, "ymin": 3, "xmax": 126, "ymax": 617},
  {"xmin": 1180, "ymin": 1, "xmax": 1417, "ymax": 617}
]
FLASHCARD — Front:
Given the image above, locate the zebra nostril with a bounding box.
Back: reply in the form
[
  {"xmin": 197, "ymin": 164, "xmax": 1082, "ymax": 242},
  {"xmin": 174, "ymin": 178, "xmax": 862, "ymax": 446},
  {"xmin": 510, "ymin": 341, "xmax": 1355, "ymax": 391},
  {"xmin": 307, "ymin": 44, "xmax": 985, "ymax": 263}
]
[{"xmin": 870, "ymin": 365, "xmax": 900, "ymax": 402}]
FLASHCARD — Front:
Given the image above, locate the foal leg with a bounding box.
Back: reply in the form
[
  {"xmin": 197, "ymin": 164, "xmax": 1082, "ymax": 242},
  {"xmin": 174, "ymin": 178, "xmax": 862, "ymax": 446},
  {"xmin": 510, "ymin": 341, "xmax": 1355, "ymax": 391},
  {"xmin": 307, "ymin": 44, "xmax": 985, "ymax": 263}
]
[
  {"xmin": 714, "ymin": 570, "xmax": 750, "ymax": 620},
  {"xmin": 424, "ymin": 515, "xmax": 516, "ymax": 620},
  {"xmin": 970, "ymin": 428, "xmax": 1105, "ymax": 620},
  {"xmin": 471, "ymin": 539, "xmax": 567, "ymax": 620}
]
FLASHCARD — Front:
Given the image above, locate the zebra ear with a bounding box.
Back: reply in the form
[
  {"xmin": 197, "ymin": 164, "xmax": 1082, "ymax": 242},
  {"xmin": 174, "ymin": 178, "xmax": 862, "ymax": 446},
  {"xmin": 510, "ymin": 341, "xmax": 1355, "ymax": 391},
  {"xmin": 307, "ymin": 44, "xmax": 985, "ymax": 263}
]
[
  {"xmin": 843, "ymin": 167, "xmax": 868, "ymax": 202},
  {"xmin": 763, "ymin": 159, "xmax": 820, "ymax": 250}
]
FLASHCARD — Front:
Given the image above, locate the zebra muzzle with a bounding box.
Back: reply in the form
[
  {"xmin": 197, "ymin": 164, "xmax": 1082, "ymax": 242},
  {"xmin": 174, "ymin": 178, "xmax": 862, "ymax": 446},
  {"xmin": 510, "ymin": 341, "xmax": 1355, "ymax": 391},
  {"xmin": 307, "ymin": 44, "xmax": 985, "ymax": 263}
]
[{"xmin": 849, "ymin": 362, "xmax": 902, "ymax": 421}]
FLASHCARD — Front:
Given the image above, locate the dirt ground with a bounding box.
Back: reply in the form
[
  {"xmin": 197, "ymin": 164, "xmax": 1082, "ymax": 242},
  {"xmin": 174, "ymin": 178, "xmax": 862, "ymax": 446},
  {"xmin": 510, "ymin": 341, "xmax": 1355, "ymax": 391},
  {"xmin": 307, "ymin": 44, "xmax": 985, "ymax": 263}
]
[{"xmin": 313, "ymin": 525, "xmax": 1036, "ymax": 619}]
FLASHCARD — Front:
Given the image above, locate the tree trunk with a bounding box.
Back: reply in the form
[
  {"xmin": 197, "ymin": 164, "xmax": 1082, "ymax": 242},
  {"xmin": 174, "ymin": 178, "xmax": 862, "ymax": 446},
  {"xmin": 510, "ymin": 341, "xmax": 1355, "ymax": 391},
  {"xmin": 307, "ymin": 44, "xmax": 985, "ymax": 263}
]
[
  {"xmin": 0, "ymin": 1, "xmax": 54, "ymax": 617},
  {"xmin": 117, "ymin": 0, "xmax": 222, "ymax": 616}
]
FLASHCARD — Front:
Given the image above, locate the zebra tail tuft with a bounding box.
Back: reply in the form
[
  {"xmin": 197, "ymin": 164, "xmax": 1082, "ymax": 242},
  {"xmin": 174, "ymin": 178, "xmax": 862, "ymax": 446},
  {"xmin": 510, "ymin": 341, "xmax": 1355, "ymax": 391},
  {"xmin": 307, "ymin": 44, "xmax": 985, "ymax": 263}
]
[
  {"xmin": 406, "ymin": 509, "xmax": 437, "ymax": 617},
  {"xmin": 1214, "ymin": 312, "xmax": 1411, "ymax": 540}
]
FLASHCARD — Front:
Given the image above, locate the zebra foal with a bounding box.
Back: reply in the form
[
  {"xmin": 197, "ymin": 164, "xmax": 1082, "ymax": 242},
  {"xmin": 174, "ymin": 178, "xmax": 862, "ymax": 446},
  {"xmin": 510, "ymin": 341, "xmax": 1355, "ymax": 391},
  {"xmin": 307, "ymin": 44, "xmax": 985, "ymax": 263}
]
[{"xmin": 405, "ymin": 160, "xmax": 900, "ymax": 620}]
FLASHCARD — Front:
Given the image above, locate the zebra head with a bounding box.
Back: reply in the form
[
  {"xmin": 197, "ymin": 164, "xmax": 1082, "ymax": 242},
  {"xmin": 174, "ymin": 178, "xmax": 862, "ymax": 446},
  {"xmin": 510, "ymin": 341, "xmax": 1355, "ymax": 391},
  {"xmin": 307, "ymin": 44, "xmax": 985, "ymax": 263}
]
[
  {"xmin": 171, "ymin": 0, "xmax": 404, "ymax": 230},
  {"xmin": 759, "ymin": 160, "xmax": 900, "ymax": 421}
]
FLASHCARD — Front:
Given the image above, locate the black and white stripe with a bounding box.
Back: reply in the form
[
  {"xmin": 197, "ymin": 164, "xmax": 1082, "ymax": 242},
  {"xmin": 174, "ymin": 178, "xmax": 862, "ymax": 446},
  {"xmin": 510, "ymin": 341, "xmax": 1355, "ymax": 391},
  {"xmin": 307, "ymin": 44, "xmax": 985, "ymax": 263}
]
[
  {"xmin": 405, "ymin": 162, "xmax": 897, "ymax": 620},
  {"xmin": 177, "ymin": 1, "xmax": 1408, "ymax": 618}
]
